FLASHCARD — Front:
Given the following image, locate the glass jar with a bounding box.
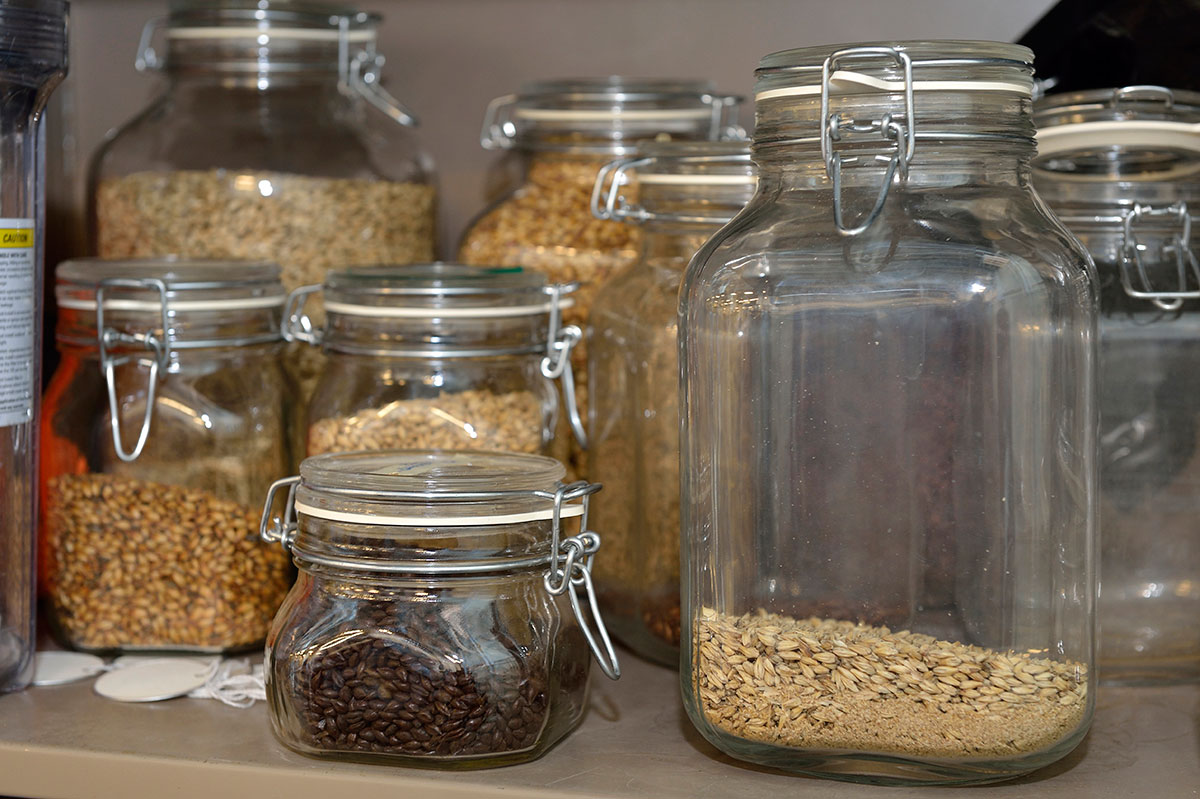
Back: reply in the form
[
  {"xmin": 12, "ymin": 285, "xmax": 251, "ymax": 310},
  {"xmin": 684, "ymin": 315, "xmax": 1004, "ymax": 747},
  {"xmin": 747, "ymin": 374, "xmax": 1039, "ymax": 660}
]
[
  {"xmin": 458, "ymin": 78, "xmax": 741, "ymax": 472},
  {"xmin": 587, "ymin": 141, "xmax": 754, "ymax": 667},
  {"xmin": 679, "ymin": 42, "xmax": 1098, "ymax": 784},
  {"xmin": 261, "ymin": 449, "xmax": 619, "ymax": 767},
  {"xmin": 0, "ymin": 0, "xmax": 67, "ymax": 695},
  {"xmin": 40, "ymin": 258, "xmax": 292, "ymax": 653},
  {"xmin": 1033, "ymin": 86, "xmax": 1200, "ymax": 684},
  {"xmin": 283, "ymin": 263, "xmax": 585, "ymax": 459}
]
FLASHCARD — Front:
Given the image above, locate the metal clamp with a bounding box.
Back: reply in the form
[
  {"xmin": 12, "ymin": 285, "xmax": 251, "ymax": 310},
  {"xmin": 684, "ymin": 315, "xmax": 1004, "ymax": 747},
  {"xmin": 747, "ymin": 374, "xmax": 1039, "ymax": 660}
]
[
  {"xmin": 338, "ymin": 14, "xmax": 418, "ymax": 128},
  {"xmin": 281, "ymin": 284, "xmax": 324, "ymax": 345},
  {"xmin": 1120, "ymin": 203, "xmax": 1200, "ymax": 311},
  {"xmin": 135, "ymin": 17, "xmax": 167, "ymax": 72},
  {"xmin": 96, "ymin": 278, "xmax": 171, "ymax": 463},
  {"xmin": 821, "ymin": 46, "xmax": 915, "ymax": 236},
  {"xmin": 541, "ymin": 284, "xmax": 587, "ymax": 448},
  {"xmin": 592, "ymin": 153, "xmax": 754, "ymax": 225},
  {"xmin": 260, "ymin": 475, "xmax": 301, "ymax": 547},
  {"xmin": 542, "ymin": 482, "xmax": 620, "ymax": 680},
  {"xmin": 1112, "ymin": 85, "xmax": 1175, "ymax": 110}
]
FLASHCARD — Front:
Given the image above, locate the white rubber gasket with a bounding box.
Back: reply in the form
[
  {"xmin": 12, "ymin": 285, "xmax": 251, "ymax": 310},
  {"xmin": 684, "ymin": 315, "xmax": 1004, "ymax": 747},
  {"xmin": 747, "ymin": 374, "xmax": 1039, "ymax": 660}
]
[
  {"xmin": 295, "ymin": 499, "xmax": 585, "ymax": 527},
  {"xmin": 635, "ymin": 174, "xmax": 756, "ymax": 186},
  {"xmin": 756, "ymin": 70, "xmax": 1030, "ymax": 101},
  {"xmin": 167, "ymin": 27, "xmax": 374, "ymax": 42},
  {"xmin": 512, "ymin": 108, "xmax": 716, "ymax": 122},
  {"xmin": 1036, "ymin": 120, "xmax": 1200, "ymax": 159},
  {"xmin": 323, "ymin": 298, "xmax": 574, "ymax": 319},
  {"xmin": 57, "ymin": 295, "xmax": 287, "ymax": 312}
]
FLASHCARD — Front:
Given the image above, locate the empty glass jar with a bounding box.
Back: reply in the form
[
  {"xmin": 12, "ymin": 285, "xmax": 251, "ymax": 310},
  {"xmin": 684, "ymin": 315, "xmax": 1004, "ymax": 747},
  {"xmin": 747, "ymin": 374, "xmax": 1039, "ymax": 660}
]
[
  {"xmin": 1033, "ymin": 86, "xmax": 1200, "ymax": 684},
  {"xmin": 458, "ymin": 78, "xmax": 741, "ymax": 472},
  {"xmin": 680, "ymin": 42, "xmax": 1097, "ymax": 784},
  {"xmin": 283, "ymin": 263, "xmax": 584, "ymax": 459},
  {"xmin": 0, "ymin": 0, "xmax": 67, "ymax": 695},
  {"xmin": 588, "ymin": 141, "xmax": 753, "ymax": 666},
  {"xmin": 40, "ymin": 259, "xmax": 292, "ymax": 653},
  {"xmin": 261, "ymin": 449, "xmax": 619, "ymax": 767}
]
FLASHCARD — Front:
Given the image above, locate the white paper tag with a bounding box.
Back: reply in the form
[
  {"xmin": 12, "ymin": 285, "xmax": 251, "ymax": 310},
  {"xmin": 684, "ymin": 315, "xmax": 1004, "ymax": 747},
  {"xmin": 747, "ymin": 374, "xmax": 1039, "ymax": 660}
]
[
  {"xmin": 0, "ymin": 218, "xmax": 36, "ymax": 428},
  {"xmin": 32, "ymin": 651, "xmax": 107, "ymax": 686},
  {"xmin": 93, "ymin": 657, "xmax": 216, "ymax": 702}
]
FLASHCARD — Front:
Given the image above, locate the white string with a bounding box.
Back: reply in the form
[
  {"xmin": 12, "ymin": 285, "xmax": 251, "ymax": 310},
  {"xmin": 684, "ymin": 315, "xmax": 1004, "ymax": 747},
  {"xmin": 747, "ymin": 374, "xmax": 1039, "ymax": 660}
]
[{"xmin": 186, "ymin": 659, "xmax": 267, "ymax": 708}]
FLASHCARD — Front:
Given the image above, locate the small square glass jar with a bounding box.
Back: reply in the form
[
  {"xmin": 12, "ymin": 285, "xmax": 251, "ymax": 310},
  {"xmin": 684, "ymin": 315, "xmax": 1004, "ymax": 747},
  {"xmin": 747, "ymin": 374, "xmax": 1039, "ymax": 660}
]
[{"xmin": 260, "ymin": 449, "xmax": 620, "ymax": 767}]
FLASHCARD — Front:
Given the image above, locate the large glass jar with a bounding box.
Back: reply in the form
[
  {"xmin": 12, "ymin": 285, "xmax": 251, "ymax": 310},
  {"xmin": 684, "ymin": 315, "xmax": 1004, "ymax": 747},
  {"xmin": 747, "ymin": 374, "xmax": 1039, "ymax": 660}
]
[
  {"xmin": 0, "ymin": 0, "xmax": 67, "ymax": 695},
  {"xmin": 458, "ymin": 78, "xmax": 741, "ymax": 471},
  {"xmin": 1033, "ymin": 86, "xmax": 1200, "ymax": 684},
  {"xmin": 283, "ymin": 263, "xmax": 585, "ymax": 459},
  {"xmin": 40, "ymin": 259, "xmax": 292, "ymax": 653},
  {"xmin": 261, "ymin": 449, "xmax": 619, "ymax": 767},
  {"xmin": 679, "ymin": 42, "xmax": 1098, "ymax": 784},
  {"xmin": 588, "ymin": 141, "xmax": 753, "ymax": 667}
]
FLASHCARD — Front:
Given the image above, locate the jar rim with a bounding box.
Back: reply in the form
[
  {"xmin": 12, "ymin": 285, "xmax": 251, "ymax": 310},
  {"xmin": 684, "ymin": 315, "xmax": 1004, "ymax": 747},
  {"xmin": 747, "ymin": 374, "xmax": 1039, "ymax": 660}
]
[
  {"xmin": 758, "ymin": 40, "xmax": 1034, "ymax": 73},
  {"xmin": 164, "ymin": 0, "xmax": 380, "ymax": 35}
]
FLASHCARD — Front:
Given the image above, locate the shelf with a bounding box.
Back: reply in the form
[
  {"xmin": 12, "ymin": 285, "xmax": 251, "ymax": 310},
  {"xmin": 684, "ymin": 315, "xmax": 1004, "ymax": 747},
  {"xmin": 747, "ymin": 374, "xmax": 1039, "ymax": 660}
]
[{"xmin": 0, "ymin": 653, "xmax": 1196, "ymax": 799}]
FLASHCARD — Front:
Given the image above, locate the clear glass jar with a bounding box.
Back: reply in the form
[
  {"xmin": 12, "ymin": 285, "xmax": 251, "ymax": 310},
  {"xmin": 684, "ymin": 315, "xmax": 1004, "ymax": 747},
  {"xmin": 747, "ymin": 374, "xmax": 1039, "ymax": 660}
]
[
  {"xmin": 40, "ymin": 259, "xmax": 292, "ymax": 653},
  {"xmin": 588, "ymin": 141, "xmax": 753, "ymax": 666},
  {"xmin": 679, "ymin": 42, "xmax": 1098, "ymax": 784},
  {"xmin": 0, "ymin": 0, "xmax": 67, "ymax": 695},
  {"xmin": 283, "ymin": 263, "xmax": 585, "ymax": 459},
  {"xmin": 261, "ymin": 449, "xmax": 619, "ymax": 767},
  {"xmin": 1033, "ymin": 86, "xmax": 1200, "ymax": 684},
  {"xmin": 458, "ymin": 78, "xmax": 741, "ymax": 472}
]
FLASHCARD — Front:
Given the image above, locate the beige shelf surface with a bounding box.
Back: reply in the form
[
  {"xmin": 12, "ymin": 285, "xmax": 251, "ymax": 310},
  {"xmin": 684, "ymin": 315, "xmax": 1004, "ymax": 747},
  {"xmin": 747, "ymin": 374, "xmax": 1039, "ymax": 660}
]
[{"xmin": 0, "ymin": 654, "xmax": 1197, "ymax": 799}]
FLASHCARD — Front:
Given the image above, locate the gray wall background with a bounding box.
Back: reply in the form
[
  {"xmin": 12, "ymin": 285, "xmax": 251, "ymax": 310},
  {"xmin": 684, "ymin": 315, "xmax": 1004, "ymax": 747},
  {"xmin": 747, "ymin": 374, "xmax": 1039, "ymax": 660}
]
[{"xmin": 51, "ymin": 0, "xmax": 1057, "ymax": 258}]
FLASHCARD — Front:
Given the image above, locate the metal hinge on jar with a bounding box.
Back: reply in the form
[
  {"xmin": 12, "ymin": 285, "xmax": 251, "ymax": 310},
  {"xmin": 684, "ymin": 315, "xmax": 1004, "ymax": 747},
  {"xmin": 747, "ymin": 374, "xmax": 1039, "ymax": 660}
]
[
  {"xmin": 1120, "ymin": 202, "xmax": 1200, "ymax": 311},
  {"xmin": 820, "ymin": 46, "xmax": 917, "ymax": 237}
]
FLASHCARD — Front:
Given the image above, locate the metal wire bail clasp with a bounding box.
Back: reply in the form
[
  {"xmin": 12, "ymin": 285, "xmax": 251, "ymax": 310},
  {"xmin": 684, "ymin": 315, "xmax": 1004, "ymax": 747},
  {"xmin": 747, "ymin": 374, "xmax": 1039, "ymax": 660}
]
[
  {"xmin": 540, "ymin": 283, "xmax": 587, "ymax": 448},
  {"xmin": 337, "ymin": 13, "xmax": 418, "ymax": 128},
  {"xmin": 260, "ymin": 475, "xmax": 301, "ymax": 547},
  {"xmin": 96, "ymin": 278, "xmax": 171, "ymax": 463},
  {"xmin": 542, "ymin": 481, "xmax": 620, "ymax": 680},
  {"xmin": 821, "ymin": 46, "xmax": 916, "ymax": 236},
  {"xmin": 1120, "ymin": 203, "xmax": 1200, "ymax": 312},
  {"xmin": 281, "ymin": 284, "xmax": 324, "ymax": 345},
  {"xmin": 591, "ymin": 156, "xmax": 652, "ymax": 222}
]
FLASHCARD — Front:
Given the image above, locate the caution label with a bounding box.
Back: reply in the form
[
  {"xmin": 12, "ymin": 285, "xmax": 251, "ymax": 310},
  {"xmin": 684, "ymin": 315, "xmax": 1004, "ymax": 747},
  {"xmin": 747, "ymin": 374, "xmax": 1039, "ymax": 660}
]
[{"xmin": 0, "ymin": 218, "xmax": 36, "ymax": 428}]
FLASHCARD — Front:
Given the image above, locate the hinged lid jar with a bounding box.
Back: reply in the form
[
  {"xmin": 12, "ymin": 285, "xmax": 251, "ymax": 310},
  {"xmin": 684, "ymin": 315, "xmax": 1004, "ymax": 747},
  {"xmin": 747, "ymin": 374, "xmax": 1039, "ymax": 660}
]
[
  {"xmin": 260, "ymin": 449, "xmax": 619, "ymax": 766},
  {"xmin": 1033, "ymin": 86, "xmax": 1200, "ymax": 683},
  {"xmin": 284, "ymin": 263, "xmax": 585, "ymax": 457},
  {"xmin": 90, "ymin": 0, "xmax": 435, "ymax": 298},
  {"xmin": 587, "ymin": 140, "xmax": 754, "ymax": 666},
  {"xmin": 679, "ymin": 42, "xmax": 1097, "ymax": 784},
  {"xmin": 40, "ymin": 258, "xmax": 292, "ymax": 654}
]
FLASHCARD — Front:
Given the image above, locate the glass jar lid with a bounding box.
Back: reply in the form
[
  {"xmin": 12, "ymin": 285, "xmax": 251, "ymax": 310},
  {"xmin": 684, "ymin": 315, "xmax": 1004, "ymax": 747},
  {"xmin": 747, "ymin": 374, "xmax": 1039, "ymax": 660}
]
[
  {"xmin": 136, "ymin": 0, "xmax": 418, "ymax": 126},
  {"xmin": 592, "ymin": 140, "xmax": 755, "ymax": 226},
  {"xmin": 261, "ymin": 449, "xmax": 620, "ymax": 678},
  {"xmin": 481, "ymin": 77, "xmax": 743, "ymax": 154},
  {"xmin": 283, "ymin": 263, "xmax": 579, "ymax": 357}
]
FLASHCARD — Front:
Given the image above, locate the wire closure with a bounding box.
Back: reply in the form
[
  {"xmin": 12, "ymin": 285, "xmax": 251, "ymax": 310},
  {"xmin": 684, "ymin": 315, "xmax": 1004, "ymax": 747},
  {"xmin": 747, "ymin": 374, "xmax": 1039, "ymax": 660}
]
[
  {"xmin": 96, "ymin": 278, "xmax": 172, "ymax": 462},
  {"xmin": 259, "ymin": 476, "xmax": 620, "ymax": 680},
  {"xmin": 540, "ymin": 283, "xmax": 587, "ymax": 449},
  {"xmin": 1120, "ymin": 203, "xmax": 1200, "ymax": 311},
  {"xmin": 591, "ymin": 153, "xmax": 754, "ymax": 226},
  {"xmin": 820, "ymin": 46, "xmax": 915, "ymax": 237}
]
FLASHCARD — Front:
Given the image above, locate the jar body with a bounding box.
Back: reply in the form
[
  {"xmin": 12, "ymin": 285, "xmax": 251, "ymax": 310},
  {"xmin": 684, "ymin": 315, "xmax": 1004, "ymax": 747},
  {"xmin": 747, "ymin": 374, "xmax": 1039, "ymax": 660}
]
[
  {"xmin": 1074, "ymin": 225, "xmax": 1200, "ymax": 682},
  {"xmin": 307, "ymin": 353, "xmax": 559, "ymax": 458},
  {"xmin": 680, "ymin": 168, "xmax": 1097, "ymax": 782},
  {"xmin": 266, "ymin": 563, "xmax": 592, "ymax": 766},
  {"xmin": 590, "ymin": 240, "xmax": 705, "ymax": 666},
  {"xmin": 40, "ymin": 343, "xmax": 292, "ymax": 653},
  {"xmin": 0, "ymin": 0, "xmax": 67, "ymax": 693}
]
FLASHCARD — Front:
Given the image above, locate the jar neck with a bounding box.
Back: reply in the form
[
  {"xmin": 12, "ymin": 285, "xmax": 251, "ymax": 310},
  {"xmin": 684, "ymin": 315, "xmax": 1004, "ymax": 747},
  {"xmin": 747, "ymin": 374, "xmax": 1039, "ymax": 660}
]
[
  {"xmin": 754, "ymin": 90, "xmax": 1036, "ymax": 190},
  {"xmin": 322, "ymin": 313, "xmax": 549, "ymax": 357}
]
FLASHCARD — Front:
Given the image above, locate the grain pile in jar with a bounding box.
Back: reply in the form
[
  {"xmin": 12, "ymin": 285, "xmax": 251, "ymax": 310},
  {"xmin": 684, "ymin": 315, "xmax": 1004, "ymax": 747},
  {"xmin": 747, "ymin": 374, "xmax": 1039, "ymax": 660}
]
[{"xmin": 458, "ymin": 79, "xmax": 741, "ymax": 471}]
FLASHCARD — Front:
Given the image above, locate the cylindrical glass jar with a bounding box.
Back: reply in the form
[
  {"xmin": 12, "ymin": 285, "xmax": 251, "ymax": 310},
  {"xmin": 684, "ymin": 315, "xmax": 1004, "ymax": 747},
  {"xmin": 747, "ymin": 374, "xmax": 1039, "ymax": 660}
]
[
  {"xmin": 0, "ymin": 0, "xmax": 67, "ymax": 695},
  {"xmin": 680, "ymin": 42, "xmax": 1098, "ymax": 784},
  {"xmin": 261, "ymin": 449, "xmax": 619, "ymax": 767},
  {"xmin": 283, "ymin": 263, "xmax": 585, "ymax": 458},
  {"xmin": 588, "ymin": 141, "xmax": 754, "ymax": 666},
  {"xmin": 1033, "ymin": 86, "xmax": 1200, "ymax": 684},
  {"xmin": 458, "ymin": 78, "xmax": 741, "ymax": 471},
  {"xmin": 40, "ymin": 259, "xmax": 292, "ymax": 653}
]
